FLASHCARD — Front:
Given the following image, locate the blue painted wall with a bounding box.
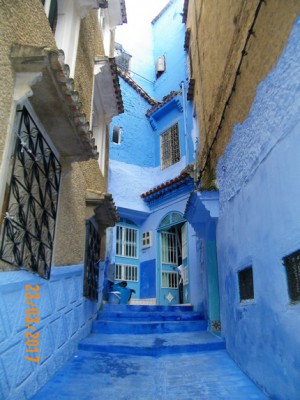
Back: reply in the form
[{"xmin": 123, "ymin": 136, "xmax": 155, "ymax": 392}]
[
  {"xmin": 138, "ymin": 193, "xmax": 198, "ymax": 305},
  {"xmin": 0, "ymin": 266, "xmax": 98, "ymax": 400},
  {"xmin": 140, "ymin": 259, "xmax": 156, "ymax": 298},
  {"xmin": 152, "ymin": 0, "xmax": 187, "ymax": 99},
  {"xmin": 216, "ymin": 17, "xmax": 300, "ymax": 400},
  {"xmin": 109, "ymin": 79, "xmax": 155, "ymax": 167},
  {"xmin": 108, "ymin": 0, "xmax": 198, "ymax": 306}
]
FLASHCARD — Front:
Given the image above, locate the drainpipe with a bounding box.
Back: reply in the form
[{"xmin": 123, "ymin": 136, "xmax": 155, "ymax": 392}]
[{"xmin": 181, "ymin": 80, "xmax": 189, "ymax": 167}]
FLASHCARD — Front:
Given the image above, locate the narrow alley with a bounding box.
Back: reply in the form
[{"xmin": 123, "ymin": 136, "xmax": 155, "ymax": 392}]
[
  {"xmin": 0, "ymin": 1, "xmax": 300, "ymax": 399},
  {"xmin": 32, "ymin": 304, "xmax": 267, "ymax": 400}
]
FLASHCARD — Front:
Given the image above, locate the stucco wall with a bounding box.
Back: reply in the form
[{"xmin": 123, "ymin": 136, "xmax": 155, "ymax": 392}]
[
  {"xmin": 186, "ymin": 0, "xmax": 300, "ymax": 182},
  {"xmin": 0, "ymin": 0, "xmax": 56, "ymax": 174},
  {"xmin": 216, "ymin": 17, "xmax": 300, "ymax": 400},
  {"xmin": 152, "ymin": 0, "xmax": 187, "ymax": 99},
  {"xmin": 0, "ymin": 1, "xmax": 108, "ymax": 268},
  {"xmin": 110, "ymin": 79, "xmax": 156, "ymax": 167},
  {"xmin": 54, "ymin": 158, "xmax": 106, "ymax": 266},
  {"xmin": 0, "ymin": 266, "xmax": 97, "ymax": 400},
  {"xmin": 75, "ymin": 10, "xmax": 105, "ymax": 121}
]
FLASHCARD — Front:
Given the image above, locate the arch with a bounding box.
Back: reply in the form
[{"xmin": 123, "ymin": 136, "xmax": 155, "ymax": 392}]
[{"xmin": 158, "ymin": 211, "xmax": 185, "ymax": 231}]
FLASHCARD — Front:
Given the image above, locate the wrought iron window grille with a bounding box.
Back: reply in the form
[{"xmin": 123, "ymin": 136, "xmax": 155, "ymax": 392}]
[
  {"xmin": 83, "ymin": 219, "xmax": 101, "ymax": 301},
  {"xmin": 0, "ymin": 106, "xmax": 61, "ymax": 279}
]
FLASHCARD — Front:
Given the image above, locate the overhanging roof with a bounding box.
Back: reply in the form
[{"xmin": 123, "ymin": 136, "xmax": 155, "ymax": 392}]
[
  {"xmin": 141, "ymin": 171, "xmax": 193, "ymax": 203},
  {"xmin": 10, "ymin": 45, "xmax": 98, "ymax": 160},
  {"xmin": 86, "ymin": 190, "xmax": 119, "ymax": 228},
  {"xmin": 94, "ymin": 57, "xmax": 124, "ymax": 122}
]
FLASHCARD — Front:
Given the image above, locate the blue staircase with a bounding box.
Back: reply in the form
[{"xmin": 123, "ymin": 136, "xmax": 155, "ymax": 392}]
[{"xmin": 79, "ymin": 304, "xmax": 225, "ymax": 356}]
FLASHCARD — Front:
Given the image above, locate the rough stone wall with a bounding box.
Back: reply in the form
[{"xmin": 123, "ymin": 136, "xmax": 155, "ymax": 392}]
[
  {"xmin": 0, "ymin": 0, "xmax": 56, "ymax": 170},
  {"xmin": 186, "ymin": 0, "xmax": 300, "ymax": 183},
  {"xmin": 0, "ymin": 2, "xmax": 109, "ymax": 267},
  {"xmin": 54, "ymin": 158, "xmax": 107, "ymax": 266},
  {"xmin": 216, "ymin": 17, "xmax": 300, "ymax": 398},
  {"xmin": 75, "ymin": 10, "xmax": 105, "ymax": 120}
]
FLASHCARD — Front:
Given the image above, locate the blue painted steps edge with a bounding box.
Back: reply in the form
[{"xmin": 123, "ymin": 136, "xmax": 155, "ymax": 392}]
[
  {"xmin": 92, "ymin": 320, "xmax": 208, "ymax": 334},
  {"xmin": 97, "ymin": 311, "xmax": 205, "ymax": 321},
  {"xmin": 101, "ymin": 304, "xmax": 194, "ymax": 312},
  {"xmin": 78, "ymin": 341, "xmax": 226, "ymax": 356}
]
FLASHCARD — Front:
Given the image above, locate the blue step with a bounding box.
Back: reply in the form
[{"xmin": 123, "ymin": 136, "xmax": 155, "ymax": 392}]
[
  {"xmin": 97, "ymin": 310, "xmax": 204, "ymax": 322},
  {"xmin": 102, "ymin": 304, "xmax": 194, "ymax": 313},
  {"xmin": 92, "ymin": 319, "xmax": 208, "ymax": 334},
  {"xmin": 78, "ymin": 304, "xmax": 225, "ymax": 357},
  {"xmin": 79, "ymin": 331, "xmax": 225, "ymax": 356}
]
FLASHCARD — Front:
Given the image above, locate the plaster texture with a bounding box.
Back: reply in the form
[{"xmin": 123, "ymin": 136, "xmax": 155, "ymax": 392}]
[
  {"xmin": 109, "ymin": 158, "xmax": 187, "ymax": 212},
  {"xmin": 0, "ymin": 0, "xmax": 56, "ymax": 224},
  {"xmin": 152, "ymin": 0, "xmax": 187, "ymax": 100},
  {"xmin": 0, "ymin": 266, "xmax": 98, "ymax": 400},
  {"xmin": 75, "ymin": 10, "xmax": 105, "ymax": 120},
  {"xmin": 31, "ymin": 350, "xmax": 267, "ymax": 400},
  {"xmin": 55, "ymin": 158, "xmax": 108, "ymax": 266},
  {"xmin": 0, "ymin": 1, "xmax": 111, "ymax": 268},
  {"xmin": 185, "ymin": 0, "xmax": 300, "ymax": 181},
  {"xmin": 32, "ymin": 304, "xmax": 266, "ymax": 399},
  {"xmin": 216, "ymin": 17, "xmax": 300, "ymax": 400},
  {"xmin": 110, "ymin": 79, "xmax": 156, "ymax": 167}
]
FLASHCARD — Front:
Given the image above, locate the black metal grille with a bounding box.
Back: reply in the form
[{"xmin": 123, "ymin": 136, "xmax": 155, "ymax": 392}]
[
  {"xmin": 0, "ymin": 107, "xmax": 61, "ymax": 279},
  {"xmin": 238, "ymin": 266, "xmax": 254, "ymax": 301},
  {"xmin": 283, "ymin": 250, "xmax": 300, "ymax": 303},
  {"xmin": 83, "ymin": 220, "xmax": 101, "ymax": 301}
]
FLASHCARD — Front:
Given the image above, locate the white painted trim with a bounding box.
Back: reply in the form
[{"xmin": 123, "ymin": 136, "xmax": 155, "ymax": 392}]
[{"xmin": 55, "ymin": 0, "xmax": 81, "ymax": 78}]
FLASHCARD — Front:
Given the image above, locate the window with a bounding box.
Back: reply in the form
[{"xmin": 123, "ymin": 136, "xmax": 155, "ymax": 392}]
[
  {"xmin": 162, "ymin": 271, "xmax": 178, "ymax": 288},
  {"xmin": 142, "ymin": 231, "xmax": 152, "ymax": 249},
  {"xmin": 116, "ymin": 263, "xmax": 138, "ymax": 282},
  {"xmin": 116, "ymin": 225, "xmax": 138, "ymax": 258},
  {"xmin": 156, "ymin": 55, "xmax": 166, "ymax": 79},
  {"xmin": 112, "ymin": 126, "xmax": 121, "ymax": 144},
  {"xmin": 161, "ymin": 231, "xmax": 177, "ymax": 265},
  {"xmin": 0, "ymin": 107, "xmax": 61, "ymax": 279},
  {"xmin": 83, "ymin": 220, "xmax": 100, "ymax": 301},
  {"xmin": 238, "ymin": 266, "xmax": 254, "ymax": 301},
  {"xmin": 160, "ymin": 124, "xmax": 180, "ymax": 170},
  {"xmin": 283, "ymin": 250, "xmax": 300, "ymax": 303}
]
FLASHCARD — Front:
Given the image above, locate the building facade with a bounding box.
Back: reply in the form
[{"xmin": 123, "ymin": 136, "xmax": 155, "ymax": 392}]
[
  {"xmin": 107, "ymin": 0, "xmax": 220, "ymax": 326},
  {"xmin": 183, "ymin": 0, "xmax": 300, "ymax": 399},
  {"xmin": 0, "ymin": 1, "xmax": 126, "ymax": 398}
]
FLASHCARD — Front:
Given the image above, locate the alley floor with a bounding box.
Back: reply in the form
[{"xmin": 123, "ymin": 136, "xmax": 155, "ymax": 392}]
[{"xmin": 32, "ymin": 349, "xmax": 268, "ymax": 400}]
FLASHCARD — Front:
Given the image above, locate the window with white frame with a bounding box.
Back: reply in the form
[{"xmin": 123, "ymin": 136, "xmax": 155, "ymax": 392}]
[
  {"xmin": 116, "ymin": 263, "xmax": 138, "ymax": 282},
  {"xmin": 161, "ymin": 231, "xmax": 177, "ymax": 265},
  {"xmin": 142, "ymin": 231, "xmax": 152, "ymax": 249},
  {"xmin": 162, "ymin": 271, "xmax": 178, "ymax": 288},
  {"xmin": 160, "ymin": 124, "xmax": 180, "ymax": 170},
  {"xmin": 116, "ymin": 225, "xmax": 138, "ymax": 258}
]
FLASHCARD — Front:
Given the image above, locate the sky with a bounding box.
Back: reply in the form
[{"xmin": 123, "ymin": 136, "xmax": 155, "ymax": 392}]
[
  {"xmin": 115, "ymin": 0, "xmax": 170, "ymax": 86},
  {"xmin": 115, "ymin": 0, "xmax": 170, "ymax": 55}
]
